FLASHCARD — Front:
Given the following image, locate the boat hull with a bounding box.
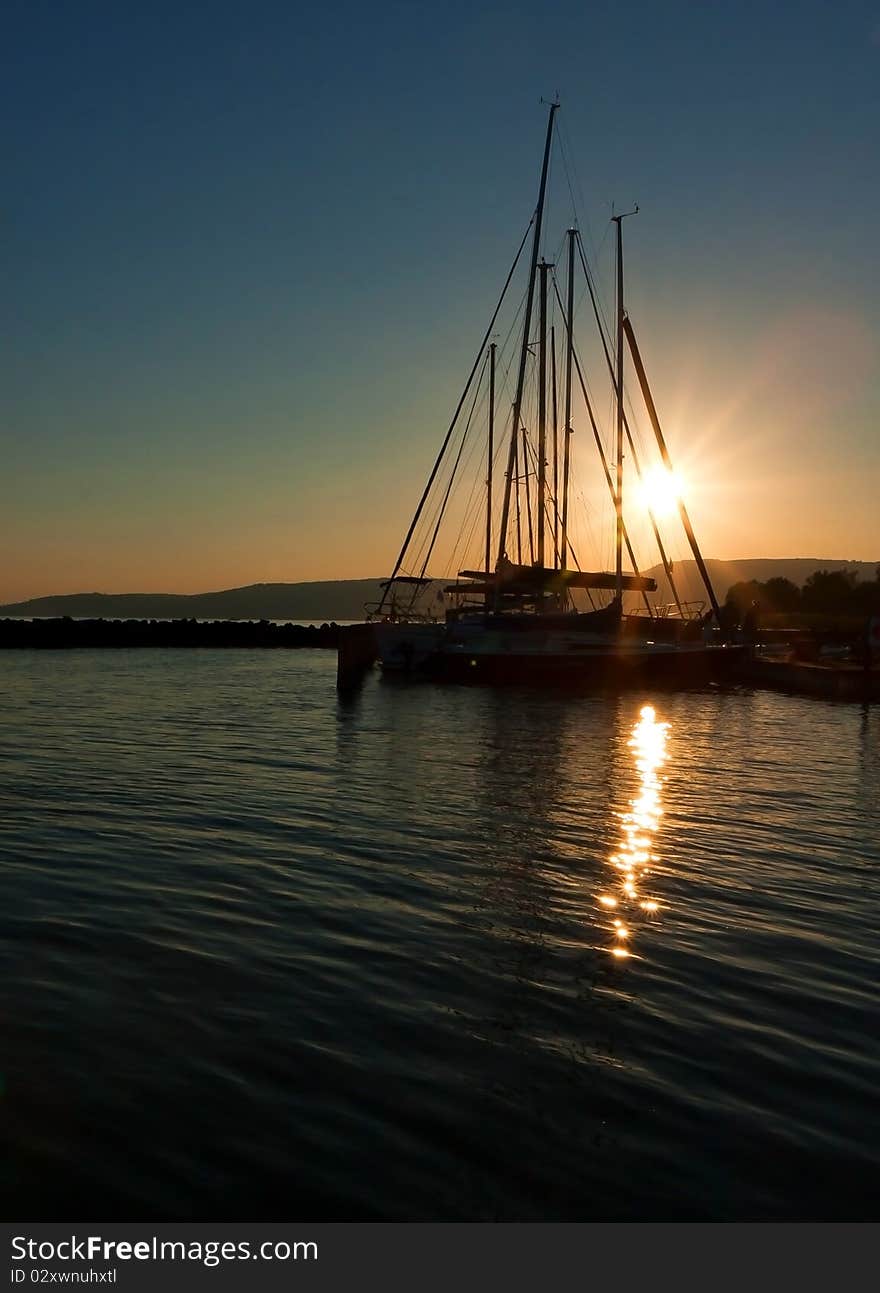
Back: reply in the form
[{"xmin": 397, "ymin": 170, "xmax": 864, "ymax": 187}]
[
  {"xmin": 425, "ymin": 640, "xmax": 747, "ymax": 688},
  {"xmin": 373, "ymin": 621, "xmax": 446, "ymax": 673},
  {"xmin": 374, "ymin": 612, "xmax": 746, "ymax": 690}
]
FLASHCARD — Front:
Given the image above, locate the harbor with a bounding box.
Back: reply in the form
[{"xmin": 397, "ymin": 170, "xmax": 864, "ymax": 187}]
[
  {"xmin": 1, "ymin": 615, "xmax": 876, "ymax": 702},
  {"xmin": 3, "ymin": 0, "xmax": 878, "ymax": 1243}
]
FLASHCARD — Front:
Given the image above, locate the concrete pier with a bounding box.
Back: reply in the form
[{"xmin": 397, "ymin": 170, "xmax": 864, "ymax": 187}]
[
  {"xmin": 336, "ymin": 622, "xmax": 378, "ymax": 690},
  {"xmin": 742, "ymin": 657, "xmax": 878, "ymax": 703}
]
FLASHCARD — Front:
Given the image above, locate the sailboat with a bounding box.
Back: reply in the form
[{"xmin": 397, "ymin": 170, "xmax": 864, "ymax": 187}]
[{"xmin": 370, "ymin": 103, "xmax": 745, "ymax": 687}]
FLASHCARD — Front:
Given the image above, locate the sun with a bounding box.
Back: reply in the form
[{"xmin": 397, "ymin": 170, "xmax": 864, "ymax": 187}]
[{"xmin": 636, "ymin": 465, "xmax": 683, "ymax": 519}]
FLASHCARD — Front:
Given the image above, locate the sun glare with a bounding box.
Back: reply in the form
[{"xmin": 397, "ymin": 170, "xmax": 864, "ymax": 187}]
[{"xmin": 636, "ymin": 466, "xmax": 683, "ymax": 519}]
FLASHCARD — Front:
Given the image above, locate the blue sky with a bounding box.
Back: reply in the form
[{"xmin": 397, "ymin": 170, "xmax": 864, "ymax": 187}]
[{"xmin": 2, "ymin": 1, "xmax": 878, "ymax": 598}]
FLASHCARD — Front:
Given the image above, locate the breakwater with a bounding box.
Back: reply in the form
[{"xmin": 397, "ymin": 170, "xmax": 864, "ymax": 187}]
[{"xmin": 0, "ymin": 618, "xmax": 342, "ymax": 649}]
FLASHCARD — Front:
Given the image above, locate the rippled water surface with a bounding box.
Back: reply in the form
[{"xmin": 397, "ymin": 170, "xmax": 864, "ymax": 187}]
[{"xmin": 1, "ymin": 649, "xmax": 878, "ymax": 1219}]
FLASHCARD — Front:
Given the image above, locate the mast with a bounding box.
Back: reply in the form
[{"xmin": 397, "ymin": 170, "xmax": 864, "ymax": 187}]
[
  {"xmin": 496, "ymin": 101, "xmax": 558, "ymax": 577},
  {"xmin": 613, "ymin": 216, "xmax": 624, "ymax": 607},
  {"xmin": 522, "ymin": 427, "xmax": 534, "ymax": 564},
  {"xmin": 611, "ymin": 208, "xmax": 638, "ymax": 610},
  {"xmin": 484, "ymin": 342, "xmax": 496, "ymax": 589},
  {"xmin": 513, "ymin": 431, "xmax": 522, "ymax": 565},
  {"xmin": 537, "ymin": 260, "xmax": 549, "ymax": 571},
  {"xmin": 561, "ymin": 227, "xmax": 575, "ymax": 571},
  {"xmin": 623, "ymin": 315, "xmax": 723, "ymax": 624},
  {"xmin": 550, "ymin": 325, "xmax": 558, "ymax": 565},
  {"xmin": 575, "ymin": 230, "xmax": 683, "ymax": 617},
  {"xmin": 552, "ymin": 272, "xmax": 652, "ymax": 615}
]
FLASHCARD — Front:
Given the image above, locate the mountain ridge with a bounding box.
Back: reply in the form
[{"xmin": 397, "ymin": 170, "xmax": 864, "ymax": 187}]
[{"xmin": 2, "ymin": 560, "xmax": 877, "ymax": 622}]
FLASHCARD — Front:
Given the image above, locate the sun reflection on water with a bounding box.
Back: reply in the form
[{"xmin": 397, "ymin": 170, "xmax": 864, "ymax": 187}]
[{"xmin": 598, "ymin": 703, "xmax": 669, "ymax": 959}]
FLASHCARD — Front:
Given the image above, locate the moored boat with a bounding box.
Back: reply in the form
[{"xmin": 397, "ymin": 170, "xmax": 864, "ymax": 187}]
[{"xmin": 369, "ymin": 103, "xmax": 745, "ymax": 688}]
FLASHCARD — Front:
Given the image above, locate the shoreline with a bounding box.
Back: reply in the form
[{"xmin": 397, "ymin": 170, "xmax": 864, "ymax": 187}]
[{"xmin": 0, "ymin": 617, "xmax": 344, "ymax": 649}]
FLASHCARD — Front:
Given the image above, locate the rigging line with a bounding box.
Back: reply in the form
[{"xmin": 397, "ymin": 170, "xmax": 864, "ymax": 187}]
[
  {"xmin": 393, "ymin": 377, "xmax": 496, "ymax": 592},
  {"xmin": 452, "ymin": 470, "xmax": 486, "ymax": 573},
  {"xmin": 552, "ymin": 275, "xmax": 653, "ymax": 615},
  {"xmin": 623, "ymin": 314, "xmax": 721, "ymax": 622},
  {"xmin": 454, "ymin": 458, "xmax": 496, "ymax": 577},
  {"xmin": 498, "ymin": 278, "xmax": 533, "ymax": 364},
  {"xmin": 556, "ymin": 115, "xmax": 601, "ymax": 276},
  {"xmin": 377, "ymin": 215, "xmax": 535, "ymax": 614},
  {"xmin": 407, "ymin": 361, "xmax": 497, "ymax": 586},
  {"xmin": 410, "ymin": 434, "xmax": 480, "ymax": 594},
  {"xmin": 522, "ymin": 426, "xmax": 535, "ymax": 565},
  {"xmin": 410, "ymin": 346, "xmax": 491, "ymax": 605},
  {"xmin": 520, "ymin": 428, "xmax": 593, "ymax": 588},
  {"xmin": 546, "ymin": 488, "xmax": 594, "ymax": 608},
  {"xmin": 556, "ymin": 112, "xmax": 586, "ymax": 219},
  {"xmin": 571, "ymin": 490, "xmax": 602, "ymax": 609},
  {"xmin": 486, "ymin": 280, "xmax": 534, "ymax": 424},
  {"xmin": 447, "ymin": 385, "xmax": 507, "ymax": 576},
  {"xmin": 576, "ymin": 226, "xmax": 622, "ymax": 395},
  {"xmin": 576, "ymin": 221, "xmax": 614, "ymax": 367},
  {"xmin": 496, "ymin": 275, "xmax": 536, "ymax": 381},
  {"xmin": 555, "ymin": 122, "xmax": 582, "ymax": 233},
  {"xmin": 549, "ymin": 264, "xmax": 597, "ymax": 410},
  {"xmin": 399, "ymin": 316, "xmax": 518, "ymax": 591},
  {"xmin": 575, "ymin": 231, "xmax": 683, "ymax": 615},
  {"xmin": 405, "ymin": 429, "xmax": 465, "ymax": 582},
  {"xmin": 548, "ymin": 229, "xmax": 567, "ymax": 274}
]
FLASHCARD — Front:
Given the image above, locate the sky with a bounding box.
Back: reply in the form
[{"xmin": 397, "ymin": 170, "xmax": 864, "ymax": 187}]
[{"xmin": 2, "ymin": 0, "xmax": 878, "ymax": 601}]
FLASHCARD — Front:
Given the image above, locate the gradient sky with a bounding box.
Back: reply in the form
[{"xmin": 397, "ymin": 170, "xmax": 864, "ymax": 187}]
[{"xmin": 2, "ymin": 0, "xmax": 878, "ymax": 601}]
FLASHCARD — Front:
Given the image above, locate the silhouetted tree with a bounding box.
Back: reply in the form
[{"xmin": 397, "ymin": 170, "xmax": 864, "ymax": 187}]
[
  {"xmin": 726, "ymin": 577, "xmax": 801, "ymax": 617},
  {"xmin": 725, "ymin": 569, "xmax": 880, "ymax": 620},
  {"xmin": 725, "ymin": 581, "xmax": 761, "ymax": 616},
  {"xmin": 801, "ymin": 569, "xmax": 860, "ymax": 615},
  {"xmin": 761, "ymin": 577, "xmax": 801, "ymax": 613}
]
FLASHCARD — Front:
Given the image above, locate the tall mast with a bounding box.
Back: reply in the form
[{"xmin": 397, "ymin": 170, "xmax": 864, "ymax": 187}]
[
  {"xmin": 561, "ymin": 227, "xmax": 575, "ymax": 571},
  {"xmin": 564, "ymin": 290, "xmax": 653, "ymax": 615},
  {"xmin": 575, "ymin": 230, "xmax": 683, "ymax": 617},
  {"xmin": 537, "ymin": 260, "xmax": 549, "ymax": 570},
  {"xmin": 513, "ymin": 432, "xmax": 522, "ymax": 565},
  {"xmin": 496, "ymin": 101, "xmax": 558, "ymax": 574},
  {"xmin": 550, "ymin": 325, "xmax": 558, "ymax": 565},
  {"xmin": 614, "ymin": 215, "xmax": 624, "ymax": 607},
  {"xmin": 611, "ymin": 207, "xmax": 638, "ymax": 609},
  {"xmin": 485, "ymin": 343, "xmax": 496, "ymax": 590},
  {"xmin": 522, "ymin": 427, "xmax": 534, "ymax": 564}
]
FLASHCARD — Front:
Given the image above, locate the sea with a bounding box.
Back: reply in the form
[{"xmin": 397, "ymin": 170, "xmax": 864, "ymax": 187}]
[{"xmin": 1, "ymin": 646, "xmax": 878, "ymax": 1220}]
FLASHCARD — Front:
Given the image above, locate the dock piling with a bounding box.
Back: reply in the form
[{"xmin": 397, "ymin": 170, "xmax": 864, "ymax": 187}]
[{"xmin": 336, "ymin": 623, "xmax": 378, "ymax": 690}]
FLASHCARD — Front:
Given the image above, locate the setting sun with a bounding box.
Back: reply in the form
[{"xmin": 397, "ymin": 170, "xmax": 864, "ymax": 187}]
[{"xmin": 636, "ymin": 465, "xmax": 683, "ymax": 519}]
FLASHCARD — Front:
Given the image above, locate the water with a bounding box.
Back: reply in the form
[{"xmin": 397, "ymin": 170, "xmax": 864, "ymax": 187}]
[{"xmin": 1, "ymin": 649, "xmax": 878, "ymax": 1219}]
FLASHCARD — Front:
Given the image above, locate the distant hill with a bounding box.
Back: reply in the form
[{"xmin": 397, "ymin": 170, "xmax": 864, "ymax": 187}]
[
  {"xmin": 2, "ymin": 561, "xmax": 877, "ymax": 622},
  {"xmin": 642, "ymin": 558, "xmax": 879, "ymax": 608},
  {"xmin": 0, "ymin": 580, "xmax": 387, "ymax": 622}
]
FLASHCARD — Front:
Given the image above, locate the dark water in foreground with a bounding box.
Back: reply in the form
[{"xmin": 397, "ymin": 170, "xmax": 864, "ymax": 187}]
[{"xmin": 1, "ymin": 649, "xmax": 878, "ymax": 1220}]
